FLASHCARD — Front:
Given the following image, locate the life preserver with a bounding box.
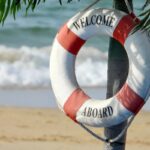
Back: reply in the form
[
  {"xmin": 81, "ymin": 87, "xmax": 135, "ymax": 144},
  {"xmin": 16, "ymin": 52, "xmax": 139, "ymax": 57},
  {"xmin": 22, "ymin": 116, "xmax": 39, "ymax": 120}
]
[{"xmin": 50, "ymin": 8, "xmax": 150, "ymax": 127}]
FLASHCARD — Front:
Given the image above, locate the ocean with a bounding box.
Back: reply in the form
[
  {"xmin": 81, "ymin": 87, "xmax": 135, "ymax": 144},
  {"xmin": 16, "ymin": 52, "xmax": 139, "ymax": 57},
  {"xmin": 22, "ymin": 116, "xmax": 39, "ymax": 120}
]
[
  {"xmin": 0, "ymin": 0, "xmax": 150, "ymax": 110},
  {"xmin": 0, "ymin": 0, "xmax": 145, "ymax": 88}
]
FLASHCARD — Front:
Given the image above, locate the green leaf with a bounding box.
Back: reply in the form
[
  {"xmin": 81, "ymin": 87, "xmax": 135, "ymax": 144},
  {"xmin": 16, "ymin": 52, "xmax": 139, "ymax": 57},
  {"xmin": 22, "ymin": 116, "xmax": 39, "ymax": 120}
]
[
  {"xmin": 0, "ymin": 0, "xmax": 47, "ymax": 24},
  {"xmin": 26, "ymin": 0, "xmax": 33, "ymax": 15},
  {"xmin": 32, "ymin": 0, "xmax": 38, "ymax": 11},
  {"xmin": 0, "ymin": 0, "xmax": 6, "ymax": 23},
  {"xmin": 23, "ymin": 0, "xmax": 27, "ymax": 5},
  {"xmin": 139, "ymin": 9, "xmax": 150, "ymax": 17},
  {"xmin": 2, "ymin": 0, "xmax": 11, "ymax": 24},
  {"xmin": 10, "ymin": 0, "xmax": 16, "ymax": 19},
  {"xmin": 142, "ymin": 0, "xmax": 150, "ymax": 10}
]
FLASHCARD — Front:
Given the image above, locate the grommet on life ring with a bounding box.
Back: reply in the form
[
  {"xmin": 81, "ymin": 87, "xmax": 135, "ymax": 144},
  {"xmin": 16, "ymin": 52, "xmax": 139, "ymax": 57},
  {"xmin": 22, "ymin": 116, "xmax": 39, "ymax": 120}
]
[{"xmin": 50, "ymin": 8, "xmax": 150, "ymax": 127}]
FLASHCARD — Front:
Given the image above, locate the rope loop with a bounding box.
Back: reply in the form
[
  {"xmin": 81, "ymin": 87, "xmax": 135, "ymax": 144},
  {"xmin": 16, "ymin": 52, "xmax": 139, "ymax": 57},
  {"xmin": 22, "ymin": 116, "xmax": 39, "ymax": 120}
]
[{"xmin": 80, "ymin": 115, "xmax": 135, "ymax": 144}]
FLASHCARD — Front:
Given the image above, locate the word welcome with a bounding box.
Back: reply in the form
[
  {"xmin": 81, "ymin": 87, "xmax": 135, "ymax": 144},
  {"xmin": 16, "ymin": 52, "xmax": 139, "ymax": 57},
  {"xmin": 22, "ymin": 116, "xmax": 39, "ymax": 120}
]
[
  {"xmin": 81, "ymin": 106, "xmax": 113, "ymax": 118},
  {"xmin": 73, "ymin": 14, "xmax": 115, "ymax": 30}
]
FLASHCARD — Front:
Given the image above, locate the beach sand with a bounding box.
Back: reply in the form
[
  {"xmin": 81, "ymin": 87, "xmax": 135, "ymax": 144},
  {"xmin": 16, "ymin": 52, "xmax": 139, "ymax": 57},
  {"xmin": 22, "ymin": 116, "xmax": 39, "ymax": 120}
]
[{"xmin": 0, "ymin": 107, "xmax": 149, "ymax": 150}]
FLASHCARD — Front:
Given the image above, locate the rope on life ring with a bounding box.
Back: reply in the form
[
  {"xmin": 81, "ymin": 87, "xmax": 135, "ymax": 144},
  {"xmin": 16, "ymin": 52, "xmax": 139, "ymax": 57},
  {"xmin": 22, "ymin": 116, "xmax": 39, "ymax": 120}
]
[{"xmin": 50, "ymin": 8, "xmax": 150, "ymax": 128}]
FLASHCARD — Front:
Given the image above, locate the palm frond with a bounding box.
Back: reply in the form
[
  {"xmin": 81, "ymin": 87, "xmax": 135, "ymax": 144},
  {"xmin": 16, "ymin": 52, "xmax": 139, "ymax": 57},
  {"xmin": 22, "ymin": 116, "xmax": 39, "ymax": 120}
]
[
  {"xmin": 0, "ymin": 0, "xmax": 46, "ymax": 25},
  {"xmin": 132, "ymin": 9, "xmax": 150, "ymax": 34},
  {"xmin": 133, "ymin": 0, "xmax": 150, "ymax": 33},
  {"xmin": 142, "ymin": 0, "xmax": 150, "ymax": 10},
  {"xmin": 59, "ymin": 0, "xmax": 80, "ymax": 5}
]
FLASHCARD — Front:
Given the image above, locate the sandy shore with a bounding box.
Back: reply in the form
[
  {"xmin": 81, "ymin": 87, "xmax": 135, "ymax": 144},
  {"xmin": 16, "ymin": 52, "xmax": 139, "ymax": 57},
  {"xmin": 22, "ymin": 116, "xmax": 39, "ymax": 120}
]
[{"xmin": 0, "ymin": 107, "xmax": 149, "ymax": 150}]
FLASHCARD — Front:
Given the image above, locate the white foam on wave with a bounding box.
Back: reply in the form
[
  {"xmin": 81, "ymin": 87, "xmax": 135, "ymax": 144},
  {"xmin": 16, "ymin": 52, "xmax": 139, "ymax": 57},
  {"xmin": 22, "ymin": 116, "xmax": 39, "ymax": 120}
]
[
  {"xmin": 77, "ymin": 47, "xmax": 108, "ymax": 87},
  {"xmin": 0, "ymin": 45, "xmax": 50, "ymax": 88},
  {"xmin": 76, "ymin": 58, "xmax": 107, "ymax": 87},
  {"xmin": 0, "ymin": 45, "xmax": 108, "ymax": 88}
]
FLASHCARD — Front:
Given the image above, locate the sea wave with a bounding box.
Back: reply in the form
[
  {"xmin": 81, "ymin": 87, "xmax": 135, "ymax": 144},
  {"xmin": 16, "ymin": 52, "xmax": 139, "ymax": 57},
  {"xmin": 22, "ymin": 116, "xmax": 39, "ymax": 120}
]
[{"xmin": 0, "ymin": 45, "xmax": 108, "ymax": 88}]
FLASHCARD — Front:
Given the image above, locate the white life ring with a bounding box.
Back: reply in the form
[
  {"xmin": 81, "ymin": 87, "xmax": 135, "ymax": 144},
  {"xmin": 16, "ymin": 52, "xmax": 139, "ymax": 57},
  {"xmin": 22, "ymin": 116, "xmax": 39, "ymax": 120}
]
[{"xmin": 50, "ymin": 8, "xmax": 150, "ymax": 127}]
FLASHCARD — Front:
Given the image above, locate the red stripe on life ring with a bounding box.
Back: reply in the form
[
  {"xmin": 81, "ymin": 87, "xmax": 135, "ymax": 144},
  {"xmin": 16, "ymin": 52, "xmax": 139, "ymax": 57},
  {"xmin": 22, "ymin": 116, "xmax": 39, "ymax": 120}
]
[
  {"xmin": 64, "ymin": 88, "xmax": 90, "ymax": 122},
  {"xmin": 113, "ymin": 14, "xmax": 139, "ymax": 45},
  {"xmin": 57, "ymin": 24, "xmax": 86, "ymax": 55},
  {"xmin": 117, "ymin": 83, "xmax": 144, "ymax": 114}
]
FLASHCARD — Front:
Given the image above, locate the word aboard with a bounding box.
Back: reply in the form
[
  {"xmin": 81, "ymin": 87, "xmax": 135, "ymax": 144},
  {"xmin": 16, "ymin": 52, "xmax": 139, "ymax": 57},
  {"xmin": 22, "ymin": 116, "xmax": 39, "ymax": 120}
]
[{"xmin": 81, "ymin": 106, "xmax": 113, "ymax": 119}]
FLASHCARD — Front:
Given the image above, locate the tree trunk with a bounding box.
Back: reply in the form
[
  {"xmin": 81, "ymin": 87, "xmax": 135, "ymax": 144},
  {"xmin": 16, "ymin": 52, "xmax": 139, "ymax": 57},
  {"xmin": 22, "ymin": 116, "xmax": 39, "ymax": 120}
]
[{"xmin": 104, "ymin": 0, "xmax": 133, "ymax": 150}]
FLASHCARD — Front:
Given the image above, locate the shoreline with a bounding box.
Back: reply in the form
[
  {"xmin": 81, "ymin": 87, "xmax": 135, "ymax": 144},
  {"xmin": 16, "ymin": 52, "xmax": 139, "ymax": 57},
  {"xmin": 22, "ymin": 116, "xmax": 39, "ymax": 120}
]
[{"xmin": 0, "ymin": 87, "xmax": 149, "ymax": 111}]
